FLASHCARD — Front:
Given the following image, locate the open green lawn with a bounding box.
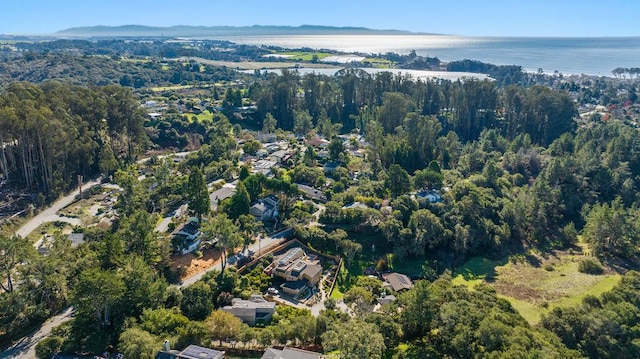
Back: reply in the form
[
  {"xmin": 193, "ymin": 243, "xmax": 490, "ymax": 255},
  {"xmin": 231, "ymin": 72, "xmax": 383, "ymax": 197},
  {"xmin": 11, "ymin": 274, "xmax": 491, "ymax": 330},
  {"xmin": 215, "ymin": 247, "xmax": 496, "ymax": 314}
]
[
  {"xmin": 453, "ymin": 251, "xmax": 622, "ymax": 324},
  {"xmin": 277, "ymin": 51, "xmax": 333, "ymax": 61},
  {"xmin": 362, "ymin": 58, "xmax": 394, "ymax": 68}
]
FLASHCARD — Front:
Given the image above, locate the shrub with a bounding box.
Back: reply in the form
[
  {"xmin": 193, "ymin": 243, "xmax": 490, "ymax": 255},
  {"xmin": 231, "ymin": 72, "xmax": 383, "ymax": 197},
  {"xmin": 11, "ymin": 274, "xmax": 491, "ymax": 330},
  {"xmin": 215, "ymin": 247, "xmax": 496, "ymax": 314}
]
[
  {"xmin": 544, "ymin": 264, "xmax": 555, "ymax": 271},
  {"xmin": 578, "ymin": 258, "xmax": 604, "ymax": 275},
  {"xmin": 376, "ymin": 259, "xmax": 389, "ymax": 272},
  {"xmin": 35, "ymin": 336, "xmax": 63, "ymax": 359}
]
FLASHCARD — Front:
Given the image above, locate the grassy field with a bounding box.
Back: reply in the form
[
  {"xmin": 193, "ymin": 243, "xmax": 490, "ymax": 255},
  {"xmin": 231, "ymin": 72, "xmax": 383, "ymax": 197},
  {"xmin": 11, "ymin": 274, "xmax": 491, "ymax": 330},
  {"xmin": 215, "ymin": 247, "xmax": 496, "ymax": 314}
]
[
  {"xmin": 362, "ymin": 58, "xmax": 394, "ymax": 68},
  {"xmin": 452, "ymin": 250, "xmax": 621, "ymax": 324},
  {"xmin": 276, "ymin": 51, "xmax": 333, "ymax": 61}
]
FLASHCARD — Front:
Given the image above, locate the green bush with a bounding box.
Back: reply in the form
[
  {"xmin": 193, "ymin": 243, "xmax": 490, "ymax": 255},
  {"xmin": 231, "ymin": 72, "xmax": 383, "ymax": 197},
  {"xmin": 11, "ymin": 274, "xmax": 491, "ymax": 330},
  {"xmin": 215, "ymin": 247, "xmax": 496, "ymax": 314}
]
[
  {"xmin": 578, "ymin": 258, "xmax": 604, "ymax": 275},
  {"xmin": 35, "ymin": 336, "xmax": 63, "ymax": 359}
]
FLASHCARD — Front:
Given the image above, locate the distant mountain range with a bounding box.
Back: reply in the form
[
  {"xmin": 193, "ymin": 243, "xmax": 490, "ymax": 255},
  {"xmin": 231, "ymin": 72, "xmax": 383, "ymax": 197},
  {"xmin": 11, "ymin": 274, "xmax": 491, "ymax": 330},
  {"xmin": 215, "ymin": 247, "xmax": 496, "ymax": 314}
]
[{"xmin": 54, "ymin": 25, "xmax": 416, "ymax": 38}]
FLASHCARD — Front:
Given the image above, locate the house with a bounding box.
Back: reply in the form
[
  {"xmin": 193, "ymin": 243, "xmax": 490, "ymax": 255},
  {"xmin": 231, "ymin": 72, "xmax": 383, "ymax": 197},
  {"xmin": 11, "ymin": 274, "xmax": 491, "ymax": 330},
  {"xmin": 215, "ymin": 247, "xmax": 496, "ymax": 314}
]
[
  {"xmin": 223, "ymin": 295, "xmax": 276, "ymax": 325},
  {"xmin": 172, "ymin": 218, "xmax": 202, "ymax": 255},
  {"xmin": 269, "ymin": 149, "xmax": 288, "ymax": 163},
  {"xmin": 210, "ymin": 183, "xmax": 237, "ymax": 211},
  {"xmin": 156, "ymin": 344, "xmax": 225, "ymax": 359},
  {"xmin": 148, "ymin": 112, "xmax": 162, "ymax": 120},
  {"xmin": 342, "ymin": 201, "xmax": 368, "ymax": 210},
  {"xmin": 264, "ymin": 247, "xmax": 322, "ymax": 296},
  {"xmin": 261, "ymin": 347, "xmax": 324, "ymax": 359},
  {"xmin": 296, "ymin": 183, "xmax": 327, "ymax": 202},
  {"xmin": 377, "ymin": 293, "xmax": 397, "ymax": 305},
  {"xmin": 67, "ymin": 233, "xmax": 85, "ymax": 247},
  {"xmin": 316, "ymin": 150, "xmax": 330, "ymax": 161},
  {"xmin": 382, "ymin": 272, "xmax": 414, "ymax": 292},
  {"xmin": 250, "ymin": 195, "xmax": 279, "ymax": 221},
  {"xmin": 415, "ymin": 190, "xmax": 442, "ymax": 203},
  {"xmin": 252, "ymin": 160, "xmax": 277, "ymax": 176},
  {"xmin": 173, "ymin": 219, "xmax": 200, "ymax": 241},
  {"xmin": 306, "ymin": 137, "xmax": 329, "ymax": 149}
]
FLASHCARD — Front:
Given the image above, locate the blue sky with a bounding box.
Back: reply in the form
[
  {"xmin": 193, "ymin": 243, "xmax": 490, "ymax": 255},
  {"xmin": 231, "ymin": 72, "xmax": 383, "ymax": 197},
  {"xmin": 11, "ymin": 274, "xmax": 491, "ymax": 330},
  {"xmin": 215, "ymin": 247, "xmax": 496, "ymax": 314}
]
[{"xmin": 2, "ymin": 0, "xmax": 638, "ymax": 37}]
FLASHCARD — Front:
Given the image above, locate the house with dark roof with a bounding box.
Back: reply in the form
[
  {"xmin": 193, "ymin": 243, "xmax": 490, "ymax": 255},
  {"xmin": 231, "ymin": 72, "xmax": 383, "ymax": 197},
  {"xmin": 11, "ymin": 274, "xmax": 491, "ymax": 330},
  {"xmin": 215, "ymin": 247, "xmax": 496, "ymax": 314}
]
[
  {"xmin": 222, "ymin": 295, "xmax": 276, "ymax": 325},
  {"xmin": 296, "ymin": 183, "xmax": 327, "ymax": 202},
  {"xmin": 261, "ymin": 347, "xmax": 324, "ymax": 359},
  {"xmin": 382, "ymin": 272, "xmax": 414, "ymax": 292},
  {"xmin": 172, "ymin": 218, "xmax": 202, "ymax": 255},
  {"xmin": 323, "ymin": 162, "xmax": 341, "ymax": 174}
]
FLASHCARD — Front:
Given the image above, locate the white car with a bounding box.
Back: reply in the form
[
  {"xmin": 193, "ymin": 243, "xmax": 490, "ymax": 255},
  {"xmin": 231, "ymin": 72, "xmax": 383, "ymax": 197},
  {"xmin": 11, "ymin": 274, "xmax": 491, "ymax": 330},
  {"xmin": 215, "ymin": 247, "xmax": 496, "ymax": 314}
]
[{"xmin": 267, "ymin": 287, "xmax": 279, "ymax": 296}]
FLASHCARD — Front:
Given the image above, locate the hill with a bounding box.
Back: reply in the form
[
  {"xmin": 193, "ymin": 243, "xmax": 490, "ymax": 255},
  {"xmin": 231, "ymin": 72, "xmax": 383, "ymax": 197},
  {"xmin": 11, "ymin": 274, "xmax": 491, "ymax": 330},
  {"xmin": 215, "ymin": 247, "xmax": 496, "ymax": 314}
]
[{"xmin": 54, "ymin": 24, "xmax": 413, "ymax": 38}]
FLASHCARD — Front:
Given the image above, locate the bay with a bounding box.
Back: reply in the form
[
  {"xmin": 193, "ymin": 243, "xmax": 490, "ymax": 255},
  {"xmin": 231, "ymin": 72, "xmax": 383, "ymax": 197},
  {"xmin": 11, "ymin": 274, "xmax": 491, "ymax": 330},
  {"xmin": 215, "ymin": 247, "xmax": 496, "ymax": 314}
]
[{"xmin": 214, "ymin": 34, "xmax": 640, "ymax": 76}]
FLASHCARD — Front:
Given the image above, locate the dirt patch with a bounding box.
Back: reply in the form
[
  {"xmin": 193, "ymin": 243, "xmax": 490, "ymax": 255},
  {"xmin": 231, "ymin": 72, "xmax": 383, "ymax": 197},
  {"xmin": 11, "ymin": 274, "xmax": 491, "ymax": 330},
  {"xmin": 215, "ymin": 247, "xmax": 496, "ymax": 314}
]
[{"xmin": 170, "ymin": 247, "xmax": 223, "ymax": 281}]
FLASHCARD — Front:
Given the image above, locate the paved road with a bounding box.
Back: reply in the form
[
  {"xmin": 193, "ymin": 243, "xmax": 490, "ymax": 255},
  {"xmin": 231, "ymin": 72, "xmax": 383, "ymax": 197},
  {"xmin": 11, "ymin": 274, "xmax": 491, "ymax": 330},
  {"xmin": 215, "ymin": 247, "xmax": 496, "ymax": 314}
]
[
  {"xmin": 15, "ymin": 178, "xmax": 102, "ymax": 239},
  {"xmin": 3, "ymin": 177, "xmax": 105, "ymax": 359},
  {"xmin": 0, "ymin": 308, "xmax": 74, "ymax": 359}
]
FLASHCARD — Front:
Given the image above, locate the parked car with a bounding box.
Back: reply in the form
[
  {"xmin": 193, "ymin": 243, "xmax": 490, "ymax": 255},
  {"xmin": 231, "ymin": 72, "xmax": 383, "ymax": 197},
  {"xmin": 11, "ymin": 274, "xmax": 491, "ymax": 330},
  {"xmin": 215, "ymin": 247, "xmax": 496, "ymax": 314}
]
[{"xmin": 267, "ymin": 287, "xmax": 279, "ymax": 296}]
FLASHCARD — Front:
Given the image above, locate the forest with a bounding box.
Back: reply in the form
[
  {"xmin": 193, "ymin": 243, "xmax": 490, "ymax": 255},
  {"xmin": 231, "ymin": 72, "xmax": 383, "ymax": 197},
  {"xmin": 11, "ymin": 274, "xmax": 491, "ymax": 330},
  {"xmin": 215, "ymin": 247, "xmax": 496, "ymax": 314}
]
[{"xmin": 1, "ymin": 39, "xmax": 640, "ymax": 358}]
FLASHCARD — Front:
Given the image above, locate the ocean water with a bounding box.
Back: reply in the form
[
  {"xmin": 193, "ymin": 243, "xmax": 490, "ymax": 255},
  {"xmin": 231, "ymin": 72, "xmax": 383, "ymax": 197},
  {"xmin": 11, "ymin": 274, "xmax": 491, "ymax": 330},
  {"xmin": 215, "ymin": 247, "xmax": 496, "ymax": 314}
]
[{"xmin": 216, "ymin": 34, "xmax": 640, "ymax": 76}]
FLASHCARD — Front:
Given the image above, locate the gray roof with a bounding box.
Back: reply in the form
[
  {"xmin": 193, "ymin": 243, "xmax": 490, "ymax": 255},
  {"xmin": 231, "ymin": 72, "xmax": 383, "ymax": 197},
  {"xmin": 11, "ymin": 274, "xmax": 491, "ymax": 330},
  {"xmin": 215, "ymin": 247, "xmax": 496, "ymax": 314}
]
[
  {"xmin": 382, "ymin": 272, "xmax": 414, "ymax": 292},
  {"xmin": 226, "ymin": 297, "xmax": 276, "ymax": 310},
  {"xmin": 261, "ymin": 347, "xmax": 323, "ymax": 359},
  {"xmin": 301, "ymin": 264, "xmax": 322, "ymax": 281},
  {"xmin": 295, "ymin": 183, "xmax": 327, "ymax": 202},
  {"xmin": 210, "ymin": 186, "xmax": 236, "ymax": 210},
  {"xmin": 179, "ymin": 345, "xmax": 224, "ymax": 359},
  {"xmin": 68, "ymin": 233, "xmax": 85, "ymax": 246}
]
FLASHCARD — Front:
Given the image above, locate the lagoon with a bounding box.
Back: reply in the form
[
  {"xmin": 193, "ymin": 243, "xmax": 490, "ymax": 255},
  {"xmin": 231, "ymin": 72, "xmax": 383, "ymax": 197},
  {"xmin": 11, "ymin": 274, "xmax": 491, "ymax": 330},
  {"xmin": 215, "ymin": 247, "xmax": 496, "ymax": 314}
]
[{"xmin": 216, "ymin": 34, "xmax": 640, "ymax": 76}]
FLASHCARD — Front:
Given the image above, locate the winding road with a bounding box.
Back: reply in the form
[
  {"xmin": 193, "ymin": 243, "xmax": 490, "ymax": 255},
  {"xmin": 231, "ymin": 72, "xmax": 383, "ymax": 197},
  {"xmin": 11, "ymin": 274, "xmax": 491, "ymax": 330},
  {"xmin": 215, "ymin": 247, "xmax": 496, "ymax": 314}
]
[{"xmin": 2, "ymin": 177, "xmax": 104, "ymax": 359}]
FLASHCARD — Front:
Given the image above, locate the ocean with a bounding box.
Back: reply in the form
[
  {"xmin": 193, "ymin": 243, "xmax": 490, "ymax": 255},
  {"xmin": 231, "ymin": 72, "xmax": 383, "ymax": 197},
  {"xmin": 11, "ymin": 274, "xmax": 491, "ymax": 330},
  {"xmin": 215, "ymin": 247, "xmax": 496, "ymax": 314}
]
[{"xmin": 215, "ymin": 34, "xmax": 640, "ymax": 76}]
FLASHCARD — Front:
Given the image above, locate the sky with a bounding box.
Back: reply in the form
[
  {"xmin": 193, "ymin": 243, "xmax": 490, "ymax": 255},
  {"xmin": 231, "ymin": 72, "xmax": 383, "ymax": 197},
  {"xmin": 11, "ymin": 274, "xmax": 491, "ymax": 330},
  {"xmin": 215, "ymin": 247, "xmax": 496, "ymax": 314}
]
[{"xmin": 1, "ymin": 0, "xmax": 639, "ymax": 37}]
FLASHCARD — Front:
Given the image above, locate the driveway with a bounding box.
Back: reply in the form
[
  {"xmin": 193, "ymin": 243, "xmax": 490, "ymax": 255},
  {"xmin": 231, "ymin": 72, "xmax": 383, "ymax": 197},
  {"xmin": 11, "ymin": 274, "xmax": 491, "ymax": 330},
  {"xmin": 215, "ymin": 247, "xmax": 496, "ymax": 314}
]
[{"xmin": 15, "ymin": 177, "xmax": 102, "ymax": 238}]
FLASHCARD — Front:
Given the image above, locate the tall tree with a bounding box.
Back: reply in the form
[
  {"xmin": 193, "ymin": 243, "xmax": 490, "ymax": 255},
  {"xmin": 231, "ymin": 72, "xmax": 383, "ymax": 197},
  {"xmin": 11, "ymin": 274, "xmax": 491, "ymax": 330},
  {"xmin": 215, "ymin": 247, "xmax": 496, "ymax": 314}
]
[
  {"xmin": 385, "ymin": 164, "xmax": 411, "ymax": 197},
  {"xmin": 322, "ymin": 320, "xmax": 386, "ymax": 359},
  {"xmin": 226, "ymin": 181, "xmax": 251, "ymax": 220},
  {"xmin": 206, "ymin": 310, "xmax": 242, "ymax": 346},
  {"xmin": 118, "ymin": 328, "xmax": 160, "ymax": 359},
  {"xmin": 0, "ymin": 234, "xmax": 34, "ymax": 293},
  {"xmin": 201, "ymin": 213, "xmax": 242, "ymax": 273},
  {"xmin": 187, "ymin": 166, "xmax": 210, "ymax": 220}
]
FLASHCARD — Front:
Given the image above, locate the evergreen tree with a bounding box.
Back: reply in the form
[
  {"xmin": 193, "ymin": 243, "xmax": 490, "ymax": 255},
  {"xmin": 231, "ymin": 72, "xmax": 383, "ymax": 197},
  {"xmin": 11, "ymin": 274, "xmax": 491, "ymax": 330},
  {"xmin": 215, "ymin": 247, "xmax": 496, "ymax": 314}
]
[{"xmin": 186, "ymin": 166, "xmax": 210, "ymax": 220}]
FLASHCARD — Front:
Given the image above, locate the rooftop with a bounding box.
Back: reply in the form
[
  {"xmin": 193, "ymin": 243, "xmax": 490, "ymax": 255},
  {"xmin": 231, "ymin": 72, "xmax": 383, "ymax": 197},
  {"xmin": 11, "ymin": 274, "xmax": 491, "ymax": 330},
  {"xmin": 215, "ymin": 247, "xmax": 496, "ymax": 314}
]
[
  {"xmin": 227, "ymin": 296, "xmax": 276, "ymax": 310},
  {"xmin": 179, "ymin": 345, "xmax": 224, "ymax": 359},
  {"xmin": 278, "ymin": 247, "xmax": 305, "ymax": 266},
  {"xmin": 382, "ymin": 272, "xmax": 414, "ymax": 292},
  {"xmin": 261, "ymin": 347, "xmax": 324, "ymax": 359}
]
